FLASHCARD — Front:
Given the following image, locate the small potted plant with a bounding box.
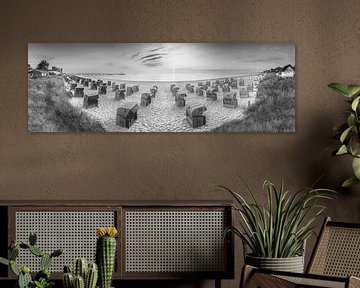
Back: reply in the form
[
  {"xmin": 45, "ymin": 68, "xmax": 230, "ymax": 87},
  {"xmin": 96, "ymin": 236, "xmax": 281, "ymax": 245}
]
[
  {"xmin": 218, "ymin": 178, "xmax": 334, "ymax": 272},
  {"xmin": 62, "ymin": 258, "xmax": 98, "ymax": 288},
  {"xmin": 96, "ymin": 227, "xmax": 118, "ymax": 288},
  {"xmin": 0, "ymin": 232, "xmax": 63, "ymax": 288},
  {"xmin": 328, "ymin": 83, "xmax": 360, "ymax": 187}
]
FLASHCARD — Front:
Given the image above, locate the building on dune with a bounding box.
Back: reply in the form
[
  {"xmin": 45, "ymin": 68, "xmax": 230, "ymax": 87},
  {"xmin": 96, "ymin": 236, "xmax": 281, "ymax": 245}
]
[
  {"xmin": 28, "ymin": 69, "xmax": 49, "ymax": 78},
  {"xmin": 278, "ymin": 64, "xmax": 295, "ymax": 78},
  {"xmin": 263, "ymin": 64, "xmax": 295, "ymax": 78}
]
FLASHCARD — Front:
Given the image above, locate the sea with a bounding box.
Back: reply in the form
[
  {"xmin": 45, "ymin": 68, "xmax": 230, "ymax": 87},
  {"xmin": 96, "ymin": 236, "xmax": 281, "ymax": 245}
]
[{"xmin": 77, "ymin": 71, "xmax": 261, "ymax": 82}]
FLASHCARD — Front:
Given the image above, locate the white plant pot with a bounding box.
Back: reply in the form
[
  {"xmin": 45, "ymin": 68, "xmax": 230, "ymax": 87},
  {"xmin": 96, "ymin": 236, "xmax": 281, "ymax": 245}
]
[{"xmin": 245, "ymin": 254, "xmax": 305, "ymax": 273}]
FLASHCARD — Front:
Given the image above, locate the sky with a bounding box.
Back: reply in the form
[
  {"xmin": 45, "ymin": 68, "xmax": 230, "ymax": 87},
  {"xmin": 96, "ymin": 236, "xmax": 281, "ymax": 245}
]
[{"xmin": 28, "ymin": 43, "xmax": 295, "ymax": 77}]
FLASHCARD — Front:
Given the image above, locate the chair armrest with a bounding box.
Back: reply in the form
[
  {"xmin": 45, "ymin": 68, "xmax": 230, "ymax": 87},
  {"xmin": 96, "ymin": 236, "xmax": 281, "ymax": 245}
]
[
  {"xmin": 240, "ymin": 265, "xmax": 295, "ymax": 288},
  {"xmin": 240, "ymin": 265, "xmax": 254, "ymax": 288},
  {"xmin": 240, "ymin": 265, "xmax": 349, "ymax": 288},
  {"xmin": 349, "ymin": 276, "xmax": 360, "ymax": 288}
]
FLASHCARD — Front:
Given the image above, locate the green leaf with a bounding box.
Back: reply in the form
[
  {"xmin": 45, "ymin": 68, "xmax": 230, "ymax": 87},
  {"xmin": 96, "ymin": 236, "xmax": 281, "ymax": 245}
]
[
  {"xmin": 351, "ymin": 96, "xmax": 360, "ymax": 111},
  {"xmin": 8, "ymin": 247, "xmax": 19, "ymax": 261},
  {"xmin": 0, "ymin": 257, "xmax": 9, "ymax": 266},
  {"xmin": 328, "ymin": 83, "xmax": 350, "ymax": 97},
  {"xmin": 29, "ymin": 246, "xmax": 44, "ymax": 257},
  {"xmin": 347, "ymin": 114, "xmax": 356, "ymax": 128},
  {"xmin": 220, "ymin": 178, "xmax": 335, "ymax": 258},
  {"xmin": 336, "ymin": 145, "xmax": 348, "ymax": 155},
  {"xmin": 342, "ymin": 177, "xmax": 360, "ymax": 188},
  {"xmin": 350, "ymin": 136, "xmax": 360, "ymax": 156},
  {"xmin": 347, "ymin": 85, "xmax": 360, "ymax": 97},
  {"xmin": 10, "ymin": 261, "xmax": 20, "ymax": 276},
  {"xmin": 352, "ymin": 157, "xmax": 360, "ymax": 179},
  {"xmin": 40, "ymin": 254, "xmax": 51, "ymax": 270},
  {"xmin": 340, "ymin": 126, "xmax": 353, "ymax": 143}
]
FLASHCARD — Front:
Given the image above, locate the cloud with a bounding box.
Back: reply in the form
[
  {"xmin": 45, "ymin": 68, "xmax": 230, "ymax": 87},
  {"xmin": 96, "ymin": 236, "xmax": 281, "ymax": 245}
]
[
  {"xmin": 140, "ymin": 53, "xmax": 166, "ymax": 60},
  {"xmin": 131, "ymin": 46, "xmax": 169, "ymax": 67},
  {"xmin": 131, "ymin": 52, "xmax": 140, "ymax": 59},
  {"xmin": 149, "ymin": 47, "xmax": 163, "ymax": 52}
]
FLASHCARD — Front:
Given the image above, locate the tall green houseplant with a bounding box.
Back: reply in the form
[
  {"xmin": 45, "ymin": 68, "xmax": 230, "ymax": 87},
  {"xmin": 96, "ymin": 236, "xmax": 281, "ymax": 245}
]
[
  {"xmin": 328, "ymin": 83, "xmax": 360, "ymax": 187},
  {"xmin": 219, "ymin": 179, "xmax": 334, "ymax": 266}
]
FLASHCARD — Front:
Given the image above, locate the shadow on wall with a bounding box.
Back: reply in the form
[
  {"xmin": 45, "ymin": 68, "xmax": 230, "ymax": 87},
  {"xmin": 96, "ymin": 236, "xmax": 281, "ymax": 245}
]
[
  {"xmin": 293, "ymin": 111, "xmax": 360, "ymax": 266},
  {"xmin": 304, "ymin": 112, "xmax": 360, "ymax": 221}
]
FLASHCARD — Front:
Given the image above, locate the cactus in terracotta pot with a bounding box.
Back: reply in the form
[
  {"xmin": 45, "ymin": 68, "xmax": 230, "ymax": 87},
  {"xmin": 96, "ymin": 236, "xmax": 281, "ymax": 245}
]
[{"xmin": 96, "ymin": 227, "xmax": 118, "ymax": 288}]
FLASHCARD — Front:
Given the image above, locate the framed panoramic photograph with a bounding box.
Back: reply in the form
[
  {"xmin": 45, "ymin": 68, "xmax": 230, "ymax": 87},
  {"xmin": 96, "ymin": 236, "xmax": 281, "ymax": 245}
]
[{"xmin": 28, "ymin": 43, "xmax": 295, "ymax": 133}]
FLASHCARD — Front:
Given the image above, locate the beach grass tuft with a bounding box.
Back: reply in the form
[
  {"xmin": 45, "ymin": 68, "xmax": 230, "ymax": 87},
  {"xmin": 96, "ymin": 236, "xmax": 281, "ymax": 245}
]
[
  {"xmin": 212, "ymin": 75, "xmax": 295, "ymax": 132},
  {"xmin": 28, "ymin": 76, "xmax": 105, "ymax": 132}
]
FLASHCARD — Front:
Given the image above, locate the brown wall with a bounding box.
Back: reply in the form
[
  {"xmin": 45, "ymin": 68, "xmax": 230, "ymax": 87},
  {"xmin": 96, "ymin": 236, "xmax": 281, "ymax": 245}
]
[{"xmin": 1, "ymin": 0, "xmax": 360, "ymax": 287}]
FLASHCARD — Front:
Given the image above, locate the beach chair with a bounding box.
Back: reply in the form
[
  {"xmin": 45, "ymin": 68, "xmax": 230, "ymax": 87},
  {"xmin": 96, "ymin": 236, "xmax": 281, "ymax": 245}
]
[
  {"xmin": 116, "ymin": 102, "xmax": 139, "ymax": 128},
  {"xmin": 176, "ymin": 93, "xmax": 186, "ymax": 107},
  {"xmin": 241, "ymin": 217, "xmax": 360, "ymax": 288},
  {"xmin": 223, "ymin": 93, "xmax": 238, "ymax": 108},
  {"xmin": 186, "ymin": 101, "xmax": 207, "ymax": 128},
  {"xmin": 140, "ymin": 93, "xmax": 151, "ymax": 106}
]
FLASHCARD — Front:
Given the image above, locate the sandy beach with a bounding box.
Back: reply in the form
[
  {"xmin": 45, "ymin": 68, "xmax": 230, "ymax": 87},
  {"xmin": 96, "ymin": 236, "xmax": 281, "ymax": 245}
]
[{"xmin": 67, "ymin": 76, "xmax": 259, "ymax": 132}]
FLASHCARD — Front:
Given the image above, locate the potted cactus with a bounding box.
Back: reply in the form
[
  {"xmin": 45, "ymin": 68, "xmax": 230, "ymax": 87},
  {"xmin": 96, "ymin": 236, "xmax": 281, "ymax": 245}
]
[
  {"xmin": 62, "ymin": 258, "xmax": 98, "ymax": 288},
  {"xmin": 0, "ymin": 232, "xmax": 64, "ymax": 288},
  {"xmin": 96, "ymin": 227, "xmax": 118, "ymax": 288}
]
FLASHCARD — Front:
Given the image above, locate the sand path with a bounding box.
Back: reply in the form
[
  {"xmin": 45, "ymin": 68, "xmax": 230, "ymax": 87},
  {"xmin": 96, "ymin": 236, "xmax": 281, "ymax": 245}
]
[{"xmin": 68, "ymin": 78, "xmax": 258, "ymax": 132}]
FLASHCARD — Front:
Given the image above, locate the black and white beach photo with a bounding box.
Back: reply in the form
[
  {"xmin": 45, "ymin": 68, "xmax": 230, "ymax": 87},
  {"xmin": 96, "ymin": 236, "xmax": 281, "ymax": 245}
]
[{"xmin": 28, "ymin": 43, "xmax": 295, "ymax": 132}]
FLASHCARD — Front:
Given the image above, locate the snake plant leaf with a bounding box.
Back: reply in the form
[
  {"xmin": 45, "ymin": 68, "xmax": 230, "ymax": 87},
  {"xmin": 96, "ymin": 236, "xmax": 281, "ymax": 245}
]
[
  {"xmin": 351, "ymin": 96, "xmax": 360, "ymax": 111},
  {"xmin": 336, "ymin": 145, "xmax": 348, "ymax": 155},
  {"xmin": 352, "ymin": 157, "xmax": 360, "ymax": 179},
  {"xmin": 342, "ymin": 177, "xmax": 360, "ymax": 188},
  {"xmin": 328, "ymin": 83, "xmax": 350, "ymax": 97},
  {"xmin": 340, "ymin": 126, "xmax": 353, "ymax": 143},
  {"xmin": 347, "ymin": 85, "xmax": 360, "ymax": 97},
  {"xmin": 219, "ymin": 180, "xmax": 335, "ymax": 258}
]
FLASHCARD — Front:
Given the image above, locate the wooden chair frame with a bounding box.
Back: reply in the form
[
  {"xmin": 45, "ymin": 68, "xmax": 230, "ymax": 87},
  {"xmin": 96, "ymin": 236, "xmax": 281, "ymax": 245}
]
[{"xmin": 241, "ymin": 217, "xmax": 360, "ymax": 288}]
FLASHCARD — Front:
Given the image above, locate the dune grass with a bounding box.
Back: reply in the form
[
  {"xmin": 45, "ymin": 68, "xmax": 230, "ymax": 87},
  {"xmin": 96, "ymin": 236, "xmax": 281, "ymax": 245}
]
[
  {"xmin": 212, "ymin": 75, "xmax": 295, "ymax": 132},
  {"xmin": 28, "ymin": 76, "xmax": 105, "ymax": 132}
]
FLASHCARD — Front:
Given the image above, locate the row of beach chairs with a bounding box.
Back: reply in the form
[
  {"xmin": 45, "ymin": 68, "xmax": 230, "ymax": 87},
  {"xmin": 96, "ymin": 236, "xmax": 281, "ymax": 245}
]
[{"xmin": 69, "ymin": 75, "xmax": 255, "ymax": 130}]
